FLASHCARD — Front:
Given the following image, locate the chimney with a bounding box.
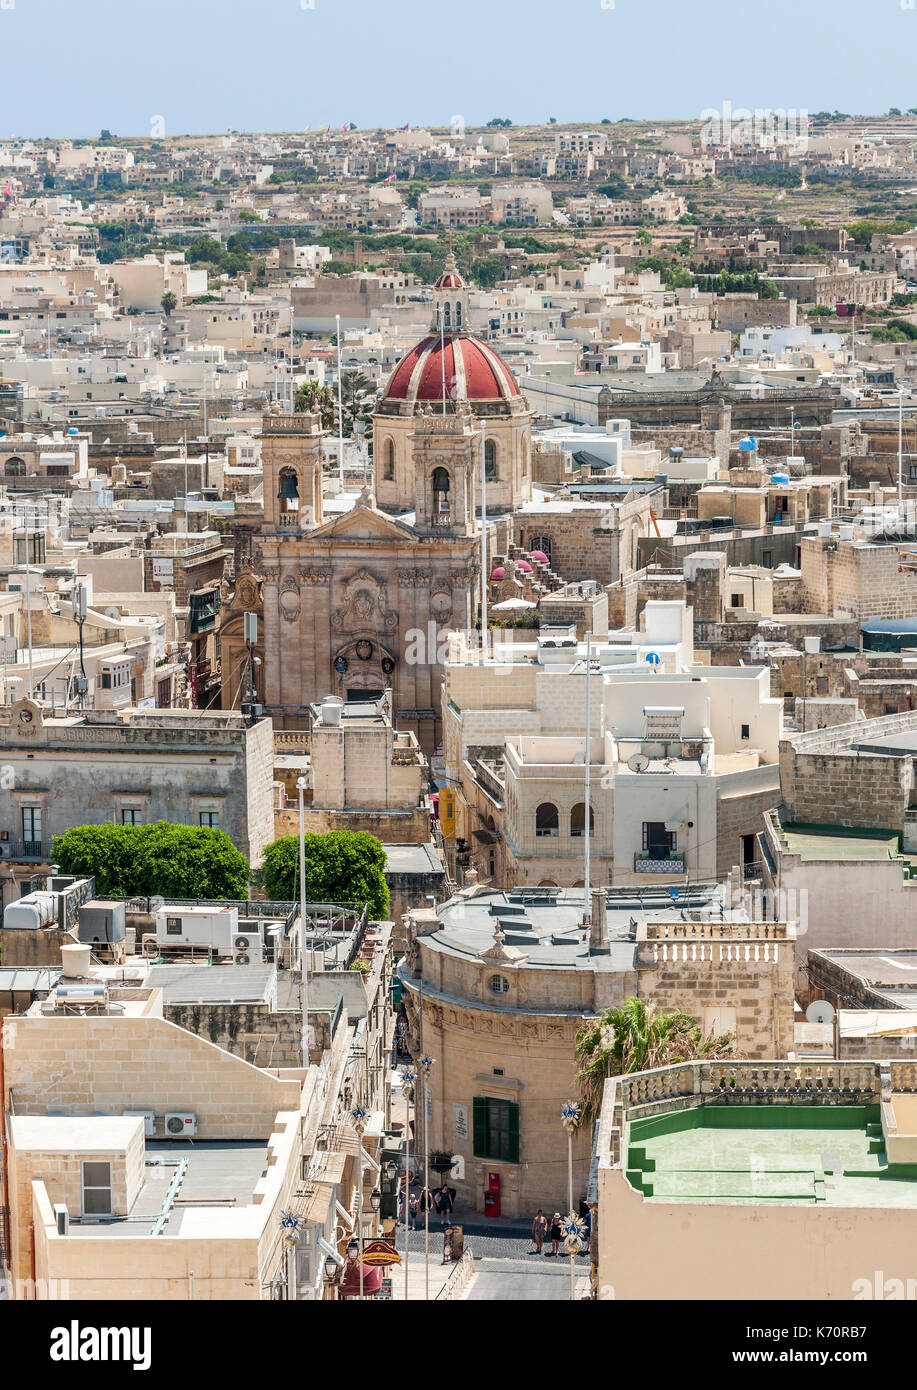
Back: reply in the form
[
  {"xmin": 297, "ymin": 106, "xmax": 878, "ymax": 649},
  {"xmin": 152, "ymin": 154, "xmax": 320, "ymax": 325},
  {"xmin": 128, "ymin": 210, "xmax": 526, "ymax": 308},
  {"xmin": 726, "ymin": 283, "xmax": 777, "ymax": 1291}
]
[{"xmin": 589, "ymin": 887, "xmax": 609, "ymax": 954}]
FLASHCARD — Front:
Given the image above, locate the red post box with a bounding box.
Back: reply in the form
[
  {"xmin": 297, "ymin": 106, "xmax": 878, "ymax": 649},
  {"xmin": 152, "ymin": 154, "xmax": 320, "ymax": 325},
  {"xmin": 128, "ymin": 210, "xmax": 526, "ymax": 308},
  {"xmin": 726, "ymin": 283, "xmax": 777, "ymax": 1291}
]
[{"xmin": 483, "ymin": 1170, "xmax": 501, "ymax": 1218}]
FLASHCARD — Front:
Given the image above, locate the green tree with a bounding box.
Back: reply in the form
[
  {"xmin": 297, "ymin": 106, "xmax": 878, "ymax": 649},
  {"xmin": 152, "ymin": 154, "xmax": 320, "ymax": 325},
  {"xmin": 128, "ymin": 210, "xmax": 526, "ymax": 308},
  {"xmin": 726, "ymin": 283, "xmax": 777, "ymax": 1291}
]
[
  {"xmin": 294, "ymin": 379, "xmax": 337, "ymax": 428},
  {"xmin": 51, "ymin": 822, "xmax": 250, "ymax": 900},
  {"xmin": 574, "ymin": 997, "xmax": 734, "ymax": 1125},
  {"xmin": 470, "ymin": 254, "xmax": 504, "ymax": 289},
  {"xmin": 261, "ymin": 830, "xmax": 390, "ymax": 918},
  {"xmin": 340, "ymin": 369, "xmax": 376, "ymax": 437},
  {"xmin": 160, "ymin": 290, "xmax": 177, "ymax": 316}
]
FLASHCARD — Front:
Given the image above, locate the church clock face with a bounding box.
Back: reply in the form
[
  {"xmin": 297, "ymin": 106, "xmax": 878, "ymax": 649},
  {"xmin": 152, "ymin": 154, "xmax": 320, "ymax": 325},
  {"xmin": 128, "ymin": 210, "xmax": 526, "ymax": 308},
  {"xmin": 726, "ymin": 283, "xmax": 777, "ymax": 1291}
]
[{"xmin": 431, "ymin": 590, "xmax": 453, "ymax": 621}]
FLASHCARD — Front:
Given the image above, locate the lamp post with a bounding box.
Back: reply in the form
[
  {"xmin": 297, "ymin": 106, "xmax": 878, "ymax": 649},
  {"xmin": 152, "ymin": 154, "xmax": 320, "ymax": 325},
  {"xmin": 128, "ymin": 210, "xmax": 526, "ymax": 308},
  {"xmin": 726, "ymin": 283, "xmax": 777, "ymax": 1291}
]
[
  {"xmin": 418, "ymin": 1053, "xmax": 434, "ymax": 1299},
  {"xmin": 351, "ymin": 1103, "xmax": 368, "ymax": 1300},
  {"xmin": 297, "ymin": 775, "xmax": 309, "ymax": 1066},
  {"xmin": 560, "ymin": 1101, "xmax": 582, "ymax": 1302},
  {"xmin": 401, "ymin": 1066, "xmax": 416, "ymax": 1300},
  {"xmin": 279, "ymin": 1209, "xmax": 302, "ymax": 1301}
]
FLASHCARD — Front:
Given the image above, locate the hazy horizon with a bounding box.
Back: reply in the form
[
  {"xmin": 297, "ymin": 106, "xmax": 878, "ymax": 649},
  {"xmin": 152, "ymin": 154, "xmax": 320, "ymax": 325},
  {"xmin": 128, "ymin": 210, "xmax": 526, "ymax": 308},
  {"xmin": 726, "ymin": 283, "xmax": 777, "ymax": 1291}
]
[{"xmin": 0, "ymin": 0, "xmax": 913, "ymax": 141}]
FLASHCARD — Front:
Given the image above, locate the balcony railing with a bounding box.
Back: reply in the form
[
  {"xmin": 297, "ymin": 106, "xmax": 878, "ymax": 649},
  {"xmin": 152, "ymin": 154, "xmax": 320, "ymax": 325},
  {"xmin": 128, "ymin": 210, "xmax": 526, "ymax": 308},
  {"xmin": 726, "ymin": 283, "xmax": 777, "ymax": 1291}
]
[
  {"xmin": 8, "ymin": 839, "xmax": 52, "ymax": 861},
  {"xmin": 634, "ymin": 851, "xmax": 685, "ymax": 874}
]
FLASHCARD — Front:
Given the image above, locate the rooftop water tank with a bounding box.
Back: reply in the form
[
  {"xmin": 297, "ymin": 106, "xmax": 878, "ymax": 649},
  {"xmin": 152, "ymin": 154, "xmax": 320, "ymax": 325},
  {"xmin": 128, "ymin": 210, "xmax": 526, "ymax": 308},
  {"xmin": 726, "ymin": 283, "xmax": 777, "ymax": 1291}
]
[
  {"xmin": 61, "ymin": 942, "xmax": 92, "ymax": 978},
  {"xmin": 770, "ymin": 473, "xmax": 790, "ymax": 485},
  {"xmin": 738, "ymin": 435, "xmax": 758, "ymax": 451},
  {"xmin": 321, "ymin": 695, "xmax": 343, "ymax": 727},
  {"xmin": 3, "ymin": 892, "xmax": 57, "ymax": 930}
]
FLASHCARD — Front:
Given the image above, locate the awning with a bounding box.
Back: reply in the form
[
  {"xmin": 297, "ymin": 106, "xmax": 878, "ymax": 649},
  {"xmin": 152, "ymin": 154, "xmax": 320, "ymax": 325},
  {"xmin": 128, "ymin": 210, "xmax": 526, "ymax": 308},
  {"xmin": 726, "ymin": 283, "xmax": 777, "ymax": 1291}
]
[{"xmin": 340, "ymin": 1260, "xmax": 384, "ymax": 1298}]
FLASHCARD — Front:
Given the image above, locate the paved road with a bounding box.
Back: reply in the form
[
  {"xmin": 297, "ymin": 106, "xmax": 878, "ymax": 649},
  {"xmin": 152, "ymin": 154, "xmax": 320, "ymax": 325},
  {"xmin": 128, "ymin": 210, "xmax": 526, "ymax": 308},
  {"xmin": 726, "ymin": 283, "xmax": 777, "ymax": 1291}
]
[
  {"xmin": 395, "ymin": 1218, "xmax": 591, "ymax": 1264},
  {"xmin": 463, "ymin": 1257, "xmax": 591, "ymax": 1301}
]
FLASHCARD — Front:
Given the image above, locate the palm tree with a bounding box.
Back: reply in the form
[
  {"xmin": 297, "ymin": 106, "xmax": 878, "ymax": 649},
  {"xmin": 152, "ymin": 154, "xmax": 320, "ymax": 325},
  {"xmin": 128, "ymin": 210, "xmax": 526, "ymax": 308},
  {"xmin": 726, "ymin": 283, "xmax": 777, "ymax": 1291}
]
[
  {"xmin": 574, "ymin": 997, "xmax": 734, "ymax": 1126},
  {"xmin": 293, "ymin": 379, "xmax": 336, "ymax": 430}
]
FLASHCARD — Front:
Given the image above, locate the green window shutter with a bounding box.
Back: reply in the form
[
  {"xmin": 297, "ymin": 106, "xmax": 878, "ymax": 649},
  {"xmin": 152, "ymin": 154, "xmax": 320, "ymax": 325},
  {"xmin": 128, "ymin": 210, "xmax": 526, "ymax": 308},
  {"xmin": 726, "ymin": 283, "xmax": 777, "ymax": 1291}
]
[
  {"xmin": 507, "ymin": 1101, "xmax": 519, "ymax": 1164},
  {"xmin": 473, "ymin": 1097, "xmax": 488, "ymax": 1159}
]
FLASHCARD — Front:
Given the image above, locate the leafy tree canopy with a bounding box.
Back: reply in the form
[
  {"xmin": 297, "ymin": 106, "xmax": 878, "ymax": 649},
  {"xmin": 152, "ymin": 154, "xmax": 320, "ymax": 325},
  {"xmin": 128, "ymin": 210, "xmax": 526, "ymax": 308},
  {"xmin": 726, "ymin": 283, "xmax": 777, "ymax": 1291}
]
[
  {"xmin": 574, "ymin": 997, "xmax": 734, "ymax": 1125},
  {"xmin": 51, "ymin": 822, "xmax": 250, "ymax": 899},
  {"xmin": 261, "ymin": 830, "xmax": 390, "ymax": 918}
]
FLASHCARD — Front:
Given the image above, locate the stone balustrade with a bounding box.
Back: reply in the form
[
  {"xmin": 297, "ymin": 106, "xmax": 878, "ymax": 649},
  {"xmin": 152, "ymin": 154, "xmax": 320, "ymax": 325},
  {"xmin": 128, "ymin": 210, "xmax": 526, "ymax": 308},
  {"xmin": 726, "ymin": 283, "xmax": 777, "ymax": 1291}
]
[{"xmin": 615, "ymin": 1060, "xmax": 916, "ymax": 1117}]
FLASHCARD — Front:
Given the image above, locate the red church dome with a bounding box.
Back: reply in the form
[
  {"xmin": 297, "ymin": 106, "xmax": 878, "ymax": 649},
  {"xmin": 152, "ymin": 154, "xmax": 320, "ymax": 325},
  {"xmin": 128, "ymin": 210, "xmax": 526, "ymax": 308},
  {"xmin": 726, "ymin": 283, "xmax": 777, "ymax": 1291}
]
[
  {"xmin": 382, "ymin": 334, "xmax": 519, "ymax": 405},
  {"xmin": 433, "ymin": 250, "xmax": 468, "ymax": 291}
]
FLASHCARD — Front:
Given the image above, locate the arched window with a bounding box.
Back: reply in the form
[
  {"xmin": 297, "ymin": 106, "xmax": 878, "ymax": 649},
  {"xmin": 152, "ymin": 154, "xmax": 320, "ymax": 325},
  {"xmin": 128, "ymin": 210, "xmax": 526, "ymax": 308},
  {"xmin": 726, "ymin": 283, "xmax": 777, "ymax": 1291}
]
[
  {"xmin": 5, "ymin": 457, "xmax": 25, "ymax": 477},
  {"xmin": 570, "ymin": 803, "xmax": 594, "ymax": 838},
  {"xmin": 535, "ymin": 802, "xmax": 559, "ymax": 838},
  {"xmin": 529, "ymin": 535, "xmax": 552, "ymax": 564},
  {"xmin": 383, "ymin": 437, "xmax": 395, "ymax": 481},
  {"xmin": 442, "ymin": 302, "xmax": 451, "ymax": 329},
  {"xmin": 484, "ymin": 438, "xmax": 497, "ymax": 482},
  {"xmin": 432, "ymin": 467, "xmax": 450, "ymax": 513},
  {"xmin": 455, "ymin": 300, "xmax": 463, "ymax": 328},
  {"xmin": 277, "ymin": 468, "xmax": 299, "ymax": 513}
]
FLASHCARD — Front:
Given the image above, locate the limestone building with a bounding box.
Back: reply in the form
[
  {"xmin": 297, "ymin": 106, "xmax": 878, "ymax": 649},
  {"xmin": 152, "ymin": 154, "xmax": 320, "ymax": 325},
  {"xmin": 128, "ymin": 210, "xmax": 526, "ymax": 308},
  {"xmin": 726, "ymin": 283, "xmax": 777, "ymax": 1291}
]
[
  {"xmin": 399, "ymin": 881, "xmax": 794, "ymax": 1219},
  {"xmin": 254, "ymin": 256, "xmax": 534, "ymax": 754}
]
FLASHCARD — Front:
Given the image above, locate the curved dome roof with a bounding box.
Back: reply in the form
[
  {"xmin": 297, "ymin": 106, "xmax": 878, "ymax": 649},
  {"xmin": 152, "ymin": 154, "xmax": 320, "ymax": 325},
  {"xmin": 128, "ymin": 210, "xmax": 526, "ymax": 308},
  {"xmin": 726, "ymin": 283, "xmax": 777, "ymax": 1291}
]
[
  {"xmin": 383, "ymin": 334, "xmax": 519, "ymax": 405},
  {"xmin": 433, "ymin": 250, "xmax": 468, "ymax": 291}
]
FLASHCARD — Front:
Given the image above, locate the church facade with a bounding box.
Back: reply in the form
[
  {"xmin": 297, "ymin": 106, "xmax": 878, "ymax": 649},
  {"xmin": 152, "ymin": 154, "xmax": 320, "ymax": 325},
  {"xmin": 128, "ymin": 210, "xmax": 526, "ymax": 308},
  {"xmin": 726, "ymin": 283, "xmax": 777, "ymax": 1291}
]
[{"xmin": 242, "ymin": 257, "xmax": 534, "ymax": 754}]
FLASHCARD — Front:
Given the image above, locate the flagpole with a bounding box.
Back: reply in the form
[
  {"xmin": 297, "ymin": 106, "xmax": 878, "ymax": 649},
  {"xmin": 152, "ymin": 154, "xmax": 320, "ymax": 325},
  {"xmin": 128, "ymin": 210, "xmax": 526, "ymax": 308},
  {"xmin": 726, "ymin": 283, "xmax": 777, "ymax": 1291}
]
[
  {"xmin": 481, "ymin": 420, "xmax": 487, "ymax": 666},
  {"xmin": 336, "ymin": 313, "xmax": 344, "ymax": 487}
]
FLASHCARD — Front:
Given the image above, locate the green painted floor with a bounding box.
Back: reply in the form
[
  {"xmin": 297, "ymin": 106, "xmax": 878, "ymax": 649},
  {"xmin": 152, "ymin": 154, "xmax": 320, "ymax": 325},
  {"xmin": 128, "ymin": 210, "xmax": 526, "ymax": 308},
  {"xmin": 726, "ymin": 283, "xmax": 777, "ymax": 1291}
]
[{"xmin": 626, "ymin": 1108, "xmax": 917, "ymax": 1207}]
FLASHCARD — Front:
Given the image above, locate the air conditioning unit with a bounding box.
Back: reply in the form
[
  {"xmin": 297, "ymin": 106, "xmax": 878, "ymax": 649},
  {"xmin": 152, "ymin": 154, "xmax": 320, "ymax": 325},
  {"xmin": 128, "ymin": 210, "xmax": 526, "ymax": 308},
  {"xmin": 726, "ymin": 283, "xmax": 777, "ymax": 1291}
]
[
  {"xmin": 124, "ymin": 1109, "xmax": 156, "ymax": 1137},
  {"xmin": 53, "ymin": 1203, "xmax": 69, "ymax": 1236},
  {"xmin": 233, "ymin": 934, "xmax": 263, "ymax": 966},
  {"xmin": 165, "ymin": 1112, "xmax": 197, "ymax": 1138}
]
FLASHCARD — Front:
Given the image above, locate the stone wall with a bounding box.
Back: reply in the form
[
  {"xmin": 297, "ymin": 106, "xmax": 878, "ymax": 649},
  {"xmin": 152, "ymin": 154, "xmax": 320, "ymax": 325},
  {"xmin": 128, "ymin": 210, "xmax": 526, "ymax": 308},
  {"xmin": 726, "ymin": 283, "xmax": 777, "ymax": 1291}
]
[
  {"xmin": 779, "ymin": 715, "xmax": 916, "ymax": 828},
  {"xmin": 2, "ymin": 1010, "xmax": 301, "ymax": 1140}
]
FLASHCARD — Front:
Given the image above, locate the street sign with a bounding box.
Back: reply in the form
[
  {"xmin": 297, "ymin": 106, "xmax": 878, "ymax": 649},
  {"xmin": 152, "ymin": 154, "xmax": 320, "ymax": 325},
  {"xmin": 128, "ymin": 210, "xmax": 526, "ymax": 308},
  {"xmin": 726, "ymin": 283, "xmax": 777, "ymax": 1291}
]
[{"xmin": 360, "ymin": 1239, "xmax": 401, "ymax": 1268}]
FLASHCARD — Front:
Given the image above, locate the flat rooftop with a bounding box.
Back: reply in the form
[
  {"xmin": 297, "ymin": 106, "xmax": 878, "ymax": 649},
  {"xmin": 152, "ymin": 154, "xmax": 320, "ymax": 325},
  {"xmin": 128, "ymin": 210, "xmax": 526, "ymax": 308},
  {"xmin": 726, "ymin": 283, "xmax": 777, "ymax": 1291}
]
[
  {"xmin": 781, "ymin": 822, "xmax": 902, "ymax": 862},
  {"xmin": 145, "ymin": 963, "xmax": 277, "ymax": 1006},
  {"xmin": 70, "ymin": 1141, "xmax": 271, "ymax": 1237},
  {"xmin": 627, "ymin": 1106, "xmax": 917, "ymax": 1208},
  {"xmin": 425, "ymin": 884, "xmax": 744, "ymax": 976}
]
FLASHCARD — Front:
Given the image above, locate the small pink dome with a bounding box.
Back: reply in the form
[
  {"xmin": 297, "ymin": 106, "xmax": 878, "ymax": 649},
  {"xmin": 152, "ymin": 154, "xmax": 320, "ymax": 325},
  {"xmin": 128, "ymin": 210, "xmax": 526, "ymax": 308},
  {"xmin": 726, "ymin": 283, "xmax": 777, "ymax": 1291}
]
[
  {"xmin": 529, "ymin": 550, "xmax": 549, "ymax": 565},
  {"xmin": 515, "ymin": 559, "xmax": 533, "ymax": 573},
  {"xmin": 489, "ymin": 566, "xmax": 505, "ymax": 581}
]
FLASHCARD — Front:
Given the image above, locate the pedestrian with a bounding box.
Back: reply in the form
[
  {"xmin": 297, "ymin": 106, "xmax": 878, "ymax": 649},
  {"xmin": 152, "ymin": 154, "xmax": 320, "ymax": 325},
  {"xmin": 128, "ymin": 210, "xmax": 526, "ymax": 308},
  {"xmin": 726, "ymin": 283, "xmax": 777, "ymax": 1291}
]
[
  {"xmin": 409, "ymin": 1191, "xmax": 420, "ymax": 1231},
  {"xmin": 532, "ymin": 1208, "xmax": 548, "ymax": 1255},
  {"xmin": 434, "ymin": 1181, "xmax": 455, "ymax": 1230},
  {"xmin": 418, "ymin": 1184, "xmax": 435, "ymax": 1226},
  {"xmin": 550, "ymin": 1212, "xmax": 562, "ymax": 1256}
]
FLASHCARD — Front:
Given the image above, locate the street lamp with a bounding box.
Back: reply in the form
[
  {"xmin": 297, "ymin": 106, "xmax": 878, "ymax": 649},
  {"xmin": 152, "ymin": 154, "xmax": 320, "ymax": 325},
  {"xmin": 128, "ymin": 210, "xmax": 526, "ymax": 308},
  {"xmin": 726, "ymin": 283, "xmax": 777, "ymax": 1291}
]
[
  {"xmin": 401, "ymin": 1067, "xmax": 416, "ymax": 1302},
  {"xmin": 297, "ymin": 774, "xmax": 309, "ymax": 1067},
  {"xmin": 560, "ymin": 1101, "xmax": 582, "ymax": 1302},
  {"xmin": 351, "ymin": 1103, "xmax": 368, "ymax": 1301},
  {"xmin": 418, "ymin": 1053, "xmax": 435, "ymax": 1300},
  {"xmin": 279, "ymin": 1209, "xmax": 302, "ymax": 1301},
  {"xmin": 370, "ymin": 1187, "xmax": 382, "ymax": 1212}
]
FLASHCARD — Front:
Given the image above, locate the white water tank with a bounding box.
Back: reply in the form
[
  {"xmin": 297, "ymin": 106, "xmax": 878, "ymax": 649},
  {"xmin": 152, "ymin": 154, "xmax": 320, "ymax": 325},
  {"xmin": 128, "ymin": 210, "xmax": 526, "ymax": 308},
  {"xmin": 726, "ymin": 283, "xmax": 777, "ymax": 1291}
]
[
  {"xmin": 803, "ymin": 636, "xmax": 822, "ymax": 655},
  {"xmin": 3, "ymin": 892, "xmax": 57, "ymax": 930},
  {"xmin": 321, "ymin": 696, "xmax": 343, "ymax": 727},
  {"xmin": 61, "ymin": 942, "xmax": 92, "ymax": 978}
]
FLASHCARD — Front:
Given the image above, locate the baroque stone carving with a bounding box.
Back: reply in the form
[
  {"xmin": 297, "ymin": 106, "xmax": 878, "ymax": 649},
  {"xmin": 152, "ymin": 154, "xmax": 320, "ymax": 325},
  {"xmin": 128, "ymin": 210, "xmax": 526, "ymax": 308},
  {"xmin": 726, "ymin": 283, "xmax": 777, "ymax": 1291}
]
[{"xmin": 331, "ymin": 570, "xmax": 398, "ymax": 631}]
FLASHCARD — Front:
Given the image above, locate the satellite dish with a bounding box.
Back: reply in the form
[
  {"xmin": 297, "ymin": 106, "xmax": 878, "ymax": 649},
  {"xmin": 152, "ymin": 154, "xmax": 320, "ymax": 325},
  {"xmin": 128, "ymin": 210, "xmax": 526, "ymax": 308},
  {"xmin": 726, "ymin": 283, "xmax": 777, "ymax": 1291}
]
[
  {"xmin": 806, "ymin": 1000, "xmax": 835, "ymax": 1025},
  {"xmin": 627, "ymin": 752, "xmax": 650, "ymax": 773}
]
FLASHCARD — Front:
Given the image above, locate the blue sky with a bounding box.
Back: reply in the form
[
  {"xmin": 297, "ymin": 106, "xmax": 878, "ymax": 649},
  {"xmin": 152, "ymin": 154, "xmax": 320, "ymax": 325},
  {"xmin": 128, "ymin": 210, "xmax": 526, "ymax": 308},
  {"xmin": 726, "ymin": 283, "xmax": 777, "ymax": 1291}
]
[{"xmin": 1, "ymin": 0, "xmax": 916, "ymax": 139}]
